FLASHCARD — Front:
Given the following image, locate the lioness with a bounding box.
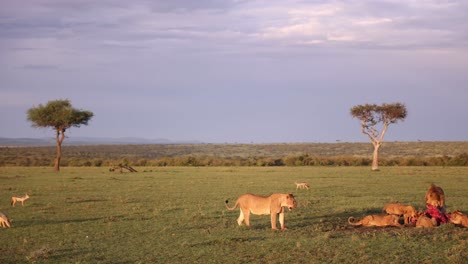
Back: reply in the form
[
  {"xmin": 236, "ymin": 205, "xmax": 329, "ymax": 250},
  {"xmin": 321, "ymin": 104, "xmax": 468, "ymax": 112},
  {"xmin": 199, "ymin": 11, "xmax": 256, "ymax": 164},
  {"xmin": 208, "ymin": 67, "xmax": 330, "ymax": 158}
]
[
  {"xmin": 425, "ymin": 183, "xmax": 445, "ymax": 212},
  {"xmin": 294, "ymin": 182, "xmax": 310, "ymax": 190},
  {"xmin": 0, "ymin": 211, "xmax": 11, "ymax": 228},
  {"xmin": 450, "ymin": 210, "xmax": 468, "ymax": 227},
  {"xmin": 11, "ymin": 194, "xmax": 30, "ymax": 207},
  {"xmin": 348, "ymin": 214, "xmax": 402, "ymax": 227},
  {"xmin": 225, "ymin": 193, "xmax": 297, "ymax": 230},
  {"xmin": 416, "ymin": 214, "xmax": 437, "ymax": 228},
  {"xmin": 382, "ymin": 203, "xmax": 417, "ymax": 224}
]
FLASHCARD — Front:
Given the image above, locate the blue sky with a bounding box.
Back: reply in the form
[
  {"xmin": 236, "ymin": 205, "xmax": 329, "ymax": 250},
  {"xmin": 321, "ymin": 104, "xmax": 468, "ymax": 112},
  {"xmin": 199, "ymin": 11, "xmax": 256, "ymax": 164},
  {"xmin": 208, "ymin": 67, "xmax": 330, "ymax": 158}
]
[{"xmin": 1, "ymin": 0, "xmax": 467, "ymax": 143}]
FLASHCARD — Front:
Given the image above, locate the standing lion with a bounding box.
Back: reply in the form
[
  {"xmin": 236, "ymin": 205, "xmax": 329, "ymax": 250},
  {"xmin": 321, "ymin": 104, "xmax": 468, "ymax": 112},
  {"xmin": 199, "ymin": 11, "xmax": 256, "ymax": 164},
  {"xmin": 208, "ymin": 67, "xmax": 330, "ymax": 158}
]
[{"xmin": 225, "ymin": 193, "xmax": 297, "ymax": 230}]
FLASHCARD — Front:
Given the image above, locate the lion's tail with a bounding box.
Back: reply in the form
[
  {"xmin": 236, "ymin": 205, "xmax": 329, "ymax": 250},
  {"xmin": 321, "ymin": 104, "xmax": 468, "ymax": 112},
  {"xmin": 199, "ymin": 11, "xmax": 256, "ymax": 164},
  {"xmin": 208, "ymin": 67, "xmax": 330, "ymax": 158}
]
[
  {"xmin": 348, "ymin": 217, "xmax": 361, "ymax": 226},
  {"xmin": 225, "ymin": 199, "xmax": 239, "ymax": 211}
]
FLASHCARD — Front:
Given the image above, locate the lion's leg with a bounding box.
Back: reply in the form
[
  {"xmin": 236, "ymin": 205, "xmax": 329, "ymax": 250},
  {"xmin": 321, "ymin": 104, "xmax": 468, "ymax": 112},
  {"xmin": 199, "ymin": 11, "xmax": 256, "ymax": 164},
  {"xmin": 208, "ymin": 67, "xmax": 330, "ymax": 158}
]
[
  {"xmin": 270, "ymin": 213, "xmax": 278, "ymax": 230},
  {"xmin": 279, "ymin": 213, "xmax": 285, "ymax": 230},
  {"xmin": 243, "ymin": 209, "xmax": 251, "ymax": 227},
  {"xmin": 237, "ymin": 210, "xmax": 245, "ymax": 226}
]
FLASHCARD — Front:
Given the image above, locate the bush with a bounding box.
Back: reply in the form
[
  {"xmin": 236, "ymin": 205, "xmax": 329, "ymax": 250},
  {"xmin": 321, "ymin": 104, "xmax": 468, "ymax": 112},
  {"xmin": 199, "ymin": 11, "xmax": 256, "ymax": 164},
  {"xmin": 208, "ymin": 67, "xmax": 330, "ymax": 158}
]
[{"xmin": 1, "ymin": 148, "xmax": 468, "ymax": 167}]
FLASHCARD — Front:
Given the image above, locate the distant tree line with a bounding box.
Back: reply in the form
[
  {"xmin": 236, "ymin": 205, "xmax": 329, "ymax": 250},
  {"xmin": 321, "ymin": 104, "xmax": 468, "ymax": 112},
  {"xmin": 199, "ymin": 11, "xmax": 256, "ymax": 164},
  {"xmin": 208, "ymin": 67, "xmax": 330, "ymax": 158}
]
[{"xmin": 1, "ymin": 153, "xmax": 467, "ymax": 167}]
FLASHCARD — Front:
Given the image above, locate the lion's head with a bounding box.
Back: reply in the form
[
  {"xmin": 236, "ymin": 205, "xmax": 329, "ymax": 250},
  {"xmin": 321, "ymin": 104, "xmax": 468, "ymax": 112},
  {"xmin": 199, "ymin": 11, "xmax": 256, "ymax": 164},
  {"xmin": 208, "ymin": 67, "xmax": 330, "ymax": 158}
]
[
  {"xmin": 449, "ymin": 210, "xmax": 466, "ymax": 226},
  {"xmin": 285, "ymin": 193, "xmax": 297, "ymax": 210}
]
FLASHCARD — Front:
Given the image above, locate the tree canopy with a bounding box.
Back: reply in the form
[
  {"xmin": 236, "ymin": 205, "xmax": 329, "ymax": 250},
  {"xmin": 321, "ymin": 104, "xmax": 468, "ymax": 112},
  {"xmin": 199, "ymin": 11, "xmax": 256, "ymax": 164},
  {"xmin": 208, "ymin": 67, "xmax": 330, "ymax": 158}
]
[
  {"xmin": 27, "ymin": 99, "xmax": 93, "ymax": 131},
  {"xmin": 27, "ymin": 99, "xmax": 94, "ymax": 171},
  {"xmin": 350, "ymin": 102, "xmax": 407, "ymax": 170}
]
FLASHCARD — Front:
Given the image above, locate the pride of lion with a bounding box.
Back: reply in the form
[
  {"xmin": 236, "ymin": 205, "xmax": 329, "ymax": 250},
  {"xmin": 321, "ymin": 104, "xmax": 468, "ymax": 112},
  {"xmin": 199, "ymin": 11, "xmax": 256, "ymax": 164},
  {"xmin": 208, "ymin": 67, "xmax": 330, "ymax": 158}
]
[
  {"xmin": 224, "ymin": 183, "xmax": 466, "ymax": 230},
  {"xmin": 347, "ymin": 183, "xmax": 465, "ymax": 228}
]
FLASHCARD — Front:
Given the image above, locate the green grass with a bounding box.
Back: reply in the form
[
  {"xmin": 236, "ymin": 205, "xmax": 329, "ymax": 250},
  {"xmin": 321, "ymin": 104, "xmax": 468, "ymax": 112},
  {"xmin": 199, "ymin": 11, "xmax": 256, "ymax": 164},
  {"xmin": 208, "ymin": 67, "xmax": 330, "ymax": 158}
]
[{"xmin": 0, "ymin": 167, "xmax": 467, "ymax": 263}]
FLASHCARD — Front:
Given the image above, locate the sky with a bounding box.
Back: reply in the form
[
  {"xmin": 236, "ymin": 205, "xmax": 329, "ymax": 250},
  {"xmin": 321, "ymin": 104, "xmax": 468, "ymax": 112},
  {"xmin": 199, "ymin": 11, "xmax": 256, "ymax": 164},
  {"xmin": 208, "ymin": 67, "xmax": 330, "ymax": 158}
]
[{"xmin": 1, "ymin": 0, "xmax": 467, "ymax": 143}]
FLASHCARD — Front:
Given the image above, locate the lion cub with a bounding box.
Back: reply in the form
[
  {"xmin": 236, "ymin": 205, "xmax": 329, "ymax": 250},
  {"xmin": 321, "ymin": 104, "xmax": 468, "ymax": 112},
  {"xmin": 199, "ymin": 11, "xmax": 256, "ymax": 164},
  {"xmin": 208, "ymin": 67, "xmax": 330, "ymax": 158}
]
[
  {"xmin": 382, "ymin": 203, "xmax": 417, "ymax": 224},
  {"xmin": 11, "ymin": 194, "xmax": 30, "ymax": 207},
  {"xmin": 348, "ymin": 214, "xmax": 402, "ymax": 227},
  {"xmin": 416, "ymin": 214, "xmax": 437, "ymax": 228},
  {"xmin": 450, "ymin": 210, "xmax": 468, "ymax": 227},
  {"xmin": 294, "ymin": 182, "xmax": 310, "ymax": 190},
  {"xmin": 0, "ymin": 211, "xmax": 11, "ymax": 228}
]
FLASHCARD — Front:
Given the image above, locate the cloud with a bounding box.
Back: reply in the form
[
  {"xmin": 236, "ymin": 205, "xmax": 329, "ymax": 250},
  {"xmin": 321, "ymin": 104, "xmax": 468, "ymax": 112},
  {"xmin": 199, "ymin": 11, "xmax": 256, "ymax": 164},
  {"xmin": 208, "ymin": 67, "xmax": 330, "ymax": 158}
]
[
  {"xmin": 354, "ymin": 18, "xmax": 393, "ymax": 26},
  {"xmin": 1, "ymin": 0, "xmax": 467, "ymax": 57},
  {"xmin": 250, "ymin": 1, "xmax": 468, "ymax": 49}
]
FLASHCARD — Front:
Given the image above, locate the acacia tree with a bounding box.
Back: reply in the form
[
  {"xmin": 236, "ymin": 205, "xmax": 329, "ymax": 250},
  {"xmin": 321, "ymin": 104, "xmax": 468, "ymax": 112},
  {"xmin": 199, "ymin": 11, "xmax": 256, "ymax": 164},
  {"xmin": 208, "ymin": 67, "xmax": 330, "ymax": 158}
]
[
  {"xmin": 27, "ymin": 99, "xmax": 94, "ymax": 171},
  {"xmin": 350, "ymin": 103, "xmax": 407, "ymax": 171}
]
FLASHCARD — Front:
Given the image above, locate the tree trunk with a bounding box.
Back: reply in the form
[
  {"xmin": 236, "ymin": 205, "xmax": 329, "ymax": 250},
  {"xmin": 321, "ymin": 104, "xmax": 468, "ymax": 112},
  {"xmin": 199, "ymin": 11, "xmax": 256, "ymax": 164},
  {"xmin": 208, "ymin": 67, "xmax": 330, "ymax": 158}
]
[
  {"xmin": 371, "ymin": 144, "xmax": 381, "ymax": 171},
  {"xmin": 54, "ymin": 129, "xmax": 65, "ymax": 172}
]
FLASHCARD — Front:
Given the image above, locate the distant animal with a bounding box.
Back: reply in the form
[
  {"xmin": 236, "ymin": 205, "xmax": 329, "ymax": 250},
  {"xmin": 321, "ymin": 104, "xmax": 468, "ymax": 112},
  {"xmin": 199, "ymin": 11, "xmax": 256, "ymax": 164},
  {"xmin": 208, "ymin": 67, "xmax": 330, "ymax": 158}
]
[
  {"xmin": 0, "ymin": 211, "xmax": 11, "ymax": 228},
  {"xmin": 382, "ymin": 203, "xmax": 417, "ymax": 224},
  {"xmin": 416, "ymin": 214, "xmax": 437, "ymax": 228},
  {"xmin": 225, "ymin": 193, "xmax": 297, "ymax": 230},
  {"xmin": 425, "ymin": 183, "xmax": 445, "ymax": 212},
  {"xmin": 294, "ymin": 182, "xmax": 310, "ymax": 190},
  {"xmin": 449, "ymin": 210, "xmax": 468, "ymax": 227},
  {"xmin": 348, "ymin": 214, "xmax": 402, "ymax": 227},
  {"xmin": 11, "ymin": 194, "xmax": 30, "ymax": 207}
]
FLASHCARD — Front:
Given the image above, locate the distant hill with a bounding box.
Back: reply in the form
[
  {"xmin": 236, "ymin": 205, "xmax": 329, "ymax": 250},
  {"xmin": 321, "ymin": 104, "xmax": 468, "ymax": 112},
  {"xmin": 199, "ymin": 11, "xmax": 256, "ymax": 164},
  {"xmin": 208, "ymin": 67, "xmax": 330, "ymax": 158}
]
[{"xmin": 0, "ymin": 137, "xmax": 201, "ymax": 146}]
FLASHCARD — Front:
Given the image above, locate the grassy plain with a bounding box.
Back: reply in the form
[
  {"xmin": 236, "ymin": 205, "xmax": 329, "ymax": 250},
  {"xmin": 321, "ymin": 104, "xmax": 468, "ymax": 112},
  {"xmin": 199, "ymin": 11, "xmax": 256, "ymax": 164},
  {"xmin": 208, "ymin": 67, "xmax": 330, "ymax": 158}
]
[{"xmin": 0, "ymin": 166, "xmax": 467, "ymax": 263}]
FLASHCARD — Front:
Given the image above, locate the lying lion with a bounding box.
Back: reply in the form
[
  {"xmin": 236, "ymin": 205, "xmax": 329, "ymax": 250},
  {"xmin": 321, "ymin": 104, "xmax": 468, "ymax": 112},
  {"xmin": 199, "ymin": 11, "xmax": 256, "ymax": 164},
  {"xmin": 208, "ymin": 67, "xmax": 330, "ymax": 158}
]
[
  {"xmin": 450, "ymin": 210, "xmax": 468, "ymax": 227},
  {"xmin": 416, "ymin": 214, "xmax": 437, "ymax": 228},
  {"xmin": 0, "ymin": 211, "xmax": 11, "ymax": 228},
  {"xmin": 225, "ymin": 193, "xmax": 297, "ymax": 230},
  {"xmin": 382, "ymin": 203, "xmax": 417, "ymax": 224},
  {"xmin": 425, "ymin": 183, "xmax": 445, "ymax": 212},
  {"xmin": 294, "ymin": 182, "xmax": 310, "ymax": 190},
  {"xmin": 348, "ymin": 214, "xmax": 402, "ymax": 227}
]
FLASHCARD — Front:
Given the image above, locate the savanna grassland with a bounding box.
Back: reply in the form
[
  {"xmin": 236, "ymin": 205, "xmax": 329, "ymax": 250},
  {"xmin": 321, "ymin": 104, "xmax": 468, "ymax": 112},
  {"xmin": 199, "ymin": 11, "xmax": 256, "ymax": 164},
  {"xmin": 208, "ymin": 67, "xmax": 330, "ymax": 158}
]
[{"xmin": 0, "ymin": 166, "xmax": 466, "ymax": 263}]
